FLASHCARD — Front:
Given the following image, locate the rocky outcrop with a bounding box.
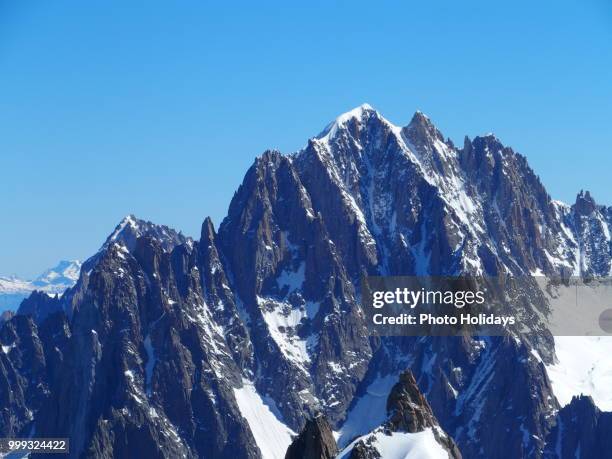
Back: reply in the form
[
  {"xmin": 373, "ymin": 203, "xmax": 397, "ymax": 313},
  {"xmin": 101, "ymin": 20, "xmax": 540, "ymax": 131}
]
[
  {"xmin": 17, "ymin": 290, "xmax": 62, "ymax": 323},
  {"xmin": 285, "ymin": 415, "xmax": 337, "ymax": 459},
  {"xmin": 386, "ymin": 370, "xmax": 438, "ymax": 432},
  {"xmin": 568, "ymin": 191, "xmax": 612, "ymax": 276},
  {"xmin": 388, "ymin": 371, "xmax": 461, "ymax": 458},
  {"xmin": 0, "ymin": 310, "xmax": 14, "ymax": 322},
  {"xmin": 574, "ymin": 190, "xmax": 597, "ymax": 216},
  {"xmin": 348, "ymin": 441, "xmax": 381, "ymax": 459},
  {"xmin": 544, "ymin": 395, "xmax": 612, "ymax": 459},
  {"xmin": 0, "ymin": 315, "xmax": 46, "ymax": 437},
  {"xmin": 0, "ymin": 312, "xmax": 69, "ymax": 438},
  {"xmin": 339, "ymin": 370, "xmax": 461, "ymax": 459}
]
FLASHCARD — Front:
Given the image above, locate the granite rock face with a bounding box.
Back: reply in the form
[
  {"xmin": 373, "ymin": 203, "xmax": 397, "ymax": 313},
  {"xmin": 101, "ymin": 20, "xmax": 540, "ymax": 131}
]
[
  {"xmin": 285, "ymin": 416, "xmax": 338, "ymax": 459},
  {"xmin": 2, "ymin": 105, "xmax": 612, "ymax": 458},
  {"xmin": 544, "ymin": 395, "xmax": 612, "ymax": 459},
  {"xmin": 386, "ymin": 371, "xmax": 443, "ymax": 433}
]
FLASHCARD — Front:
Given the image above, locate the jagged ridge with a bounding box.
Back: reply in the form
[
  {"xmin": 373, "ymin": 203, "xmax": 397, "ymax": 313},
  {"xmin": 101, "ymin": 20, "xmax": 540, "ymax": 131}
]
[{"xmin": 1, "ymin": 105, "xmax": 611, "ymax": 459}]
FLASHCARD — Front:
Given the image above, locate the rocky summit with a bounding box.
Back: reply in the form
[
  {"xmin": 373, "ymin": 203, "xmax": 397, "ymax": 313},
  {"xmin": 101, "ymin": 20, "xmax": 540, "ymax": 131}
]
[{"xmin": 2, "ymin": 105, "xmax": 611, "ymax": 458}]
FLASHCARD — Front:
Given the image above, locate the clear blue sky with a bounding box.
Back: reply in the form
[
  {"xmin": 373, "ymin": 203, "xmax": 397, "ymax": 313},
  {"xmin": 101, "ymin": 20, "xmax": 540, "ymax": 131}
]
[{"xmin": 1, "ymin": 0, "xmax": 611, "ymax": 278}]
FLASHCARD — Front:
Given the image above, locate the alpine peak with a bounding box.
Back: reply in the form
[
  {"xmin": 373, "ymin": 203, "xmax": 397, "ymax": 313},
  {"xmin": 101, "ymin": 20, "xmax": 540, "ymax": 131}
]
[
  {"xmin": 574, "ymin": 189, "xmax": 597, "ymax": 215},
  {"xmin": 102, "ymin": 214, "xmax": 191, "ymax": 253},
  {"xmin": 404, "ymin": 109, "xmax": 443, "ymax": 143},
  {"xmin": 316, "ymin": 103, "xmax": 382, "ymax": 141}
]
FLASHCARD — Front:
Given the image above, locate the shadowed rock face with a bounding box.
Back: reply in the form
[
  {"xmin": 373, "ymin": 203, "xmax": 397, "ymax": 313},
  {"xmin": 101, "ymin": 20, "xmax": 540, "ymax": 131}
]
[
  {"xmin": 574, "ymin": 190, "xmax": 596, "ymax": 216},
  {"xmin": 544, "ymin": 395, "xmax": 612, "ymax": 459},
  {"xmin": 13, "ymin": 230, "xmax": 260, "ymax": 458},
  {"xmin": 348, "ymin": 442, "xmax": 382, "ymax": 459},
  {"xmin": 2, "ymin": 106, "xmax": 612, "ymax": 458},
  {"xmin": 0, "ymin": 310, "xmax": 14, "ymax": 322},
  {"xmin": 386, "ymin": 371, "xmax": 438, "ymax": 433},
  {"xmin": 285, "ymin": 416, "xmax": 338, "ymax": 459},
  {"xmin": 387, "ymin": 371, "xmax": 462, "ymax": 459}
]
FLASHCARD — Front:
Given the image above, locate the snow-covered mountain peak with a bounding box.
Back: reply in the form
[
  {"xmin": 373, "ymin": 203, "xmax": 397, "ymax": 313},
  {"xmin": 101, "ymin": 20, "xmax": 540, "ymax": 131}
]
[
  {"xmin": 0, "ymin": 260, "xmax": 81, "ymax": 297},
  {"xmin": 33, "ymin": 260, "xmax": 81, "ymax": 286},
  {"xmin": 0, "ymin": 260, "xmax": 83, "ymax": 312},
  {"xmin": 102, "ymin": 214, "xmax": 191, "ymax": 253},
  {"xmin": 106, "ymin": 214, "xmax": 141, "ymax": 243},
  {"xmin": 315, "ymin": 103, "xmax": 391, "ymax": 142},
  {"xmin": 0, "ymin": 276, "xmax": 32, "ymax": 295},
  {"xmin": 334, "ymin": 103, "xmax": 376, "ymax": 122}
]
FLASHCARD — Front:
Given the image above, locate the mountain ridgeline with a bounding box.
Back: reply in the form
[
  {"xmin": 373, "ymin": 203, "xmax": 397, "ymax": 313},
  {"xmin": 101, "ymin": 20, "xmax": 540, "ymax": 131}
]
[
  {"xmin": 0, "ymin": 260, "xmax": 82, "ymax": 313},
  {"xmin": 1, "ymin": 105, "xmax": 611, "ymax": 458}
]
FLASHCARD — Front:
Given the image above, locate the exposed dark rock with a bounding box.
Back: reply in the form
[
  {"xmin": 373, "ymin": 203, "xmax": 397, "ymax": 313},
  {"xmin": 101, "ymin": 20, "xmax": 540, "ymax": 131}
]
[
  {"xmin": 386, "ymin": 370, "xmax": 461, "ymax": 459},
  {"xmin": 574, "ymin": 190, "xmax": 596, "ymax": 216},
  {"xmin": 17, "ymin": 290, "xmax": 62, "ymax": 323},
  {"xmin": 348, "ymin": 440, "xmax": 381, "ymax": 459},
  {"xmin": 285, "ymin": 415, "xmax": 337, "ymax": 459},
  {"xmin": 386, "ymin": 370, "xmax": 438, "ymax": 432},
  {"xmin": 0, "ymin": 310, "xmax": 14, "ymax": 322},
  {"xmin": 544, "ymin": 395, "xmax": 612, "ymax": 459},
  {"xmin": 0, "ymin": 315, "xmax": 49, "ymax": 437}
]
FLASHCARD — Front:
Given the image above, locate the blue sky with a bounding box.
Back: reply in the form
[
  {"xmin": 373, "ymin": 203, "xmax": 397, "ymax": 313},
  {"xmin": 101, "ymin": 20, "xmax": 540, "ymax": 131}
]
[{"xmin": 1, "ymin": 0, "xmax": 611, "ymax": 277}]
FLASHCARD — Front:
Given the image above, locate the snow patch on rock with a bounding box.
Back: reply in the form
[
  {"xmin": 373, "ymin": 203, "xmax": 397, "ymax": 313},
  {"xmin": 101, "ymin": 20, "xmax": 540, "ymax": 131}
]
[
  {"xmin": 546, "ymin": 336, "xmax": 612, "ymax": 411},
  {"xmin": 233, "ymin": 379, "xmax": 295, "ymax": 459}
]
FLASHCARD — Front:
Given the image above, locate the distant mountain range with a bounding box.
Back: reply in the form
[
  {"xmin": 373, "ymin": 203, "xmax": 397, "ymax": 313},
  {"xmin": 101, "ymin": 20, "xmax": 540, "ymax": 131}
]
[
  {"xmin": 0, "ymin": 260, "xmax": 82, "ymax": 312},
  {"xmin": 1, "ymin": 106, "xmax": 611, "ymax": 458}
]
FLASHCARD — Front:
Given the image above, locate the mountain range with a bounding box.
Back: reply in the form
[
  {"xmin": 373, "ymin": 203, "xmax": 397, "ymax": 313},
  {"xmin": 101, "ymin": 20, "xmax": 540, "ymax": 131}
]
[
  {"xmin": 0, "ymin": 260, "xmax": 82, "ymax": 313},
  {"xmin": 1, "ymin": 105, "xmax": 611, "ymax": 458}
]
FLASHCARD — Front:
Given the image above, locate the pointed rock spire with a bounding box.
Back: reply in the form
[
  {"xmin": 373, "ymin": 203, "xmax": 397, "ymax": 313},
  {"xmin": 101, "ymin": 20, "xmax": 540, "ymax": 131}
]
[
  {"xmin": 401, "ymin": 111, "xmax": 450, "ymax": 160},
  {"xmin": 575, "ymin": 190, "xmax": 597, "ymax": 215},
  {"xmin": 385, "ymin": 371, "xmax": 462, "ymax": 458},
  {"xmin": 285, "ymin": 415, "xmax": 338, "ymax": 459},
  {"xmin": 385, "ymin": 370, "xmax": 438, "ymax": 432},
  {"xmin": 404, "ymin": 110, "xmax": 444, "ymax": 144},
  {"xmin": 200, "ymin": 216, "xmax": 216, "ymax": 243}
]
